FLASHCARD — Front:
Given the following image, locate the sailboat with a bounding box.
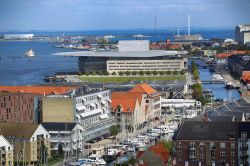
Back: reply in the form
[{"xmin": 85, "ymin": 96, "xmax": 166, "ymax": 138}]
[{"xmin": 25, "ymin": 49, "xmax": 35, "ymax": 57}]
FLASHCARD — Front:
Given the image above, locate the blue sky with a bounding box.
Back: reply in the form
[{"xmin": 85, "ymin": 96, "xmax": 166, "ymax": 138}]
[{"xmin": 0, "ymin": 0, "xmax": 250, "ymax": 30}]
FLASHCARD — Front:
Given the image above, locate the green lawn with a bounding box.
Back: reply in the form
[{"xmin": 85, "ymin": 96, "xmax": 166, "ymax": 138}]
[{"xmin": 79, "ymin": 75, "xmax": 185, "ymax": 83}]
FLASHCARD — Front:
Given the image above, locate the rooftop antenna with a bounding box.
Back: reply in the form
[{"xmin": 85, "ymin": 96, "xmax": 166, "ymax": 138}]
[
  {"xmin": 154, "ymin": 15, "xmax": 157, "ymax": 35},
  {"xmin": 188, "ymin": 14, "xmax": 191, "ymax": 36}
]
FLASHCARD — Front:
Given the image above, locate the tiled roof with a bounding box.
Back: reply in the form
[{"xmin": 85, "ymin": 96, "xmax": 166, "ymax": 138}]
[
  {"xmin": 137, "ymin": 143, "xmax": 170, "ymax": 166},
  {"xmin": 0, "ymin": 85, "xmax": 78, "ymax": 95},
  {"xmin": 0, "ymin": 123, "xmax": 39, "ymax": 139},
  {"xmin": 216, "ymin": 50, "xmax": 246, "ymax": 59},
  {"xmin": 241, "ymin": 71, "xmax": 250, "ymax": 83},
  {"xmin": 112, "ymin": 93, "xmax": 138, "ymax": 112},
  {"xmin": 129, "ymin": 83, "xmax": 158, "ymax": 96}
]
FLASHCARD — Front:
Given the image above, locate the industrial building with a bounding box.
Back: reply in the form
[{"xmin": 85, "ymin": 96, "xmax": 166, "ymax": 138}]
[
  {"xmin": 53, "ymin": 40, "xmax": 188, "ymax": 74},
  {"xmin": 0, "ymin": 34, "xmax": 34, "ymax": 40},
  {"xmin": 235, "ymin": 24, "xmax": 250, "ymax": 45}
]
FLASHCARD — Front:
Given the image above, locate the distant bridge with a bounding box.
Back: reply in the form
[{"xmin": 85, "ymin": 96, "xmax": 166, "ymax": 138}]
[{"xmin": 202, "ymin": 80, "xmax": 225, "ymax": 84}]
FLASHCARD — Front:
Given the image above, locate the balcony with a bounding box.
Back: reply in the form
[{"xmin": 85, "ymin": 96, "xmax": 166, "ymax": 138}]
[
  {"xmin": 188, "ymin": 146, "xmax": 196, "ymax": 150},
  {"xmin": 240, "ymin": 154, "xmax": 249, "ymax": 160},
  {"xmin": 240, "ymin": 146, "xmax": 249, "ymax": 151}
]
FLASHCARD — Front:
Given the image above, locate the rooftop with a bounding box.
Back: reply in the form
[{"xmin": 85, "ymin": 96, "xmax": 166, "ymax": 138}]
[
  {"xmin": 0, "ymin": 123, "xmax": 39, "ymax": 139},
  {"xmin": 41, "ymin": 122, "xmax": 78, "ymax": 131},
  {"xmin": 174, "ymin": 121, "xmax": 237, "ymax": 140},
  {"xmin": 0, "ymin": 85, "xmax": 79, "ymax": 95},
  {"xmin": 129, "ymin": 83, "xmax": 159, "ymax": 96}
]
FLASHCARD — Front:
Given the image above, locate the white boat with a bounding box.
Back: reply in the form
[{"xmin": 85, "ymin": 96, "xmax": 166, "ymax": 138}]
[
  {"xmin": 88, "ymin": 154, "xmax": 106, "ymax": 166},
  {"xmin": 211, "ymin": 74, "xmax": 224, "ymax": 81},
  {"xmin": 168, "ymin": 121, "xmax": 179, "ymax": 131},
  {"xmin": 25, "ymin": 49, "xmax": 35, "ymax": 57}
]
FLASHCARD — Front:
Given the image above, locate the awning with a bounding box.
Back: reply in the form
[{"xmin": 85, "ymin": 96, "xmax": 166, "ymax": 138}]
[
  {"xmin": 80, "ymin": 109, "xmax": 102, "ymax": 118},
  {"xmin": 108, "ymin": 99, "xmax": 112, "ymax": 103},
  {"xmin": 99, "ymin": 114, "xmax": 109, "ymax": 119},
  {"xmin": 95, "ymin": 102, "xmax": 100, "ymax": 106},
  {"xmin": 90, "ymin": 103, "xmax": 96, "ymax": 107},
  {"xmin": 101, "ymin": 101, "xmax": 107, "ymax": 105},
  {"xmin": 98, "ymin": 94, "xmax": 103, "ymax": 98},
  {"xmin": 103, "ymin": 107, "xmax": 107, "ymax": 111},
  {"xmin": 82, "ymin": 98, "xmax": 86, "ymax": 102},
  {"xmin": 76, "ymin": 114, "xmax": 80, "ymax": 119},
  {"xmin": 76, "ymin": 105, "xmax": 86, "ymax": 111}
]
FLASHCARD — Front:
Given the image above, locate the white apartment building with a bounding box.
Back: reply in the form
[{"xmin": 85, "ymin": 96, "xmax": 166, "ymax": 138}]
[
  {"xmin": 0, "ymin": 135, "xmax": 13, "ymax": 166},
  {"xmin": 41, "ymin": 123, "xmax": 84, "ymax": 156},
  {"xmin": 42, "ymin": 87, "xmax": 115, "ymax": 142}
]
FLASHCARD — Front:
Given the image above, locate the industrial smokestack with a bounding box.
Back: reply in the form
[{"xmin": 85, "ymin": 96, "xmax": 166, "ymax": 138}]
[{"xmin": 188, "ymin": 14, "xmax": 191, "ymax": 36}]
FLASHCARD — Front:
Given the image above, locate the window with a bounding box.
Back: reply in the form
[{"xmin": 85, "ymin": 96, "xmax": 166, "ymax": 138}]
[
  {"xmin": 189, "ymin": 151, "xmax": 196, "ymax": 158},
  {"xmin": 231, "ymin": 143, "xmax": 235, "ymax": 149},
  {"xmin": 178, "ymin": 142, "xmax": 182, "ymax": 147},
  {"xmin": 211, "ymin": 151, "xmax": 215, "ymax": 158},
  {"xmin": 200, "ymin": 153, "xmax": 204, "ymax": 159},
  {"xmin": 179, "ymin": 151, "xmax": 182, "ymax": 155},
  {"xmin": 241, "ymin": 133, "xmax": 247, "ymax": 141},
  {"xmin": 210, "ymin": 142, "xmax": 215, "ymax": 148},
  {"xmin": 231, "ymin": 160, "xmax": 235, "ymax": 165},
  {"xmin": 190, "ymin": 142, "xmax": 195, "ymax": 148},
  {"xmin": 220, "ymin": 150, "xmax": 226, "ymax": 156},
  {"xmin": 220, "ymin": 142, "xmax": 225, "ymax": 148},
  {"xmin": 231, "ymin": 151, "xmax": 235, "ymax": 156}
]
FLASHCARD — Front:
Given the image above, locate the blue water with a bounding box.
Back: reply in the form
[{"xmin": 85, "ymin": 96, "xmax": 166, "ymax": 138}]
[
  {"xmin": 0, "ymin": 41, "xmax": 78, "ymax": 85},
  {"xmin": 199, "ymin": 69, "xmax": 241, "ymax": 100},
  {"xmin": 0, "ymin": 28, "xmax": 235, "ymax": 85}
]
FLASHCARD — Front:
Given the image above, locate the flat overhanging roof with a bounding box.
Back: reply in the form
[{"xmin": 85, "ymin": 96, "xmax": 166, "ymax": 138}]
[{"xmin": 52, "ymin": 50, "xmax": 188, "ymax": 58}]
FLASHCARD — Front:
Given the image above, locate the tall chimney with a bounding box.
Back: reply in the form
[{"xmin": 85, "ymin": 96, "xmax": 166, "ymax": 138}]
[{"xmin": 188, "ymin": 14, "xmax": 191, "ymax": 36}]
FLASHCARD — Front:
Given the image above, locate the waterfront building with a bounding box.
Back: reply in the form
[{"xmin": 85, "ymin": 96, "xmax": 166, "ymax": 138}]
[
  {"xmin": 41, "ymin": 122, "xmax": 84, "ymax": 156},
  {"xmin": 206, "ymin": 97, "xmax": 250, "ymax": 122},
  {"xmin": 235, "ymin": 24, "xmax": 250, "ymax": 45},
  {"xmin": 53, "ymin": 40, "xmax": 188, "ymax": 74},
  {"xmin": 238, "ymin": 122, "xmax": 250, "ymax": 166},
  {"xmin": 228, "ymin": 54, "xmax": 250, "ymax": 77},
  {"xmin": 112, "ymin": 84, "xmax": 161, "ymax": 130},
  {"xmin": 198, "ymin": 50, "xmax": 217, "ymax": 57},
  {"xmin": 173, "ymin": 121, "xmax": 238, "ymax": 166},
  {"xmin": 0, "ymin": 92, "xmax": 39, "ymax": 124},
  {"xmin": 0, "ymin": 123, "xmax": 51, "ymax": 165},
  {"xmin": 174, "ymin": 34, "xmax": 203, "ymax": 41},
  {"xmin": 0, "ymin": 85, "xmax": 79, "ymax": 95},
  {"xmin": 42, "ymin": 87, "xmax": 115, "ymax": 141},
  {"xmin": 0, "ymin": 34, "xmax": 34, "ymax": 40},
  {"xmin": 0, "ymin": 135, "xmax": 13, "ymax": 166}
]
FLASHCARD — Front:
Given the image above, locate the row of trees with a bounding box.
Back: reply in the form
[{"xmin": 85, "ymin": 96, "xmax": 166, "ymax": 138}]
[
  {"xmin": 191, "ymin": 61, "xmax": 200, "ymax": 80},
  {"xmin": 81, "ymin": 70, "xmax": 186, "ymax": 76}
]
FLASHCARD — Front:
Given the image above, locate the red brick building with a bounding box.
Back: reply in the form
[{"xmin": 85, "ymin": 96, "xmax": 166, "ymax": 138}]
[
  {"xmin": 0, "ymin": 92, "xmax": 38, "ymax": 123},
  {"xmin": 173, "ymin": 121, "xmax": 238, "ymax": 166}
]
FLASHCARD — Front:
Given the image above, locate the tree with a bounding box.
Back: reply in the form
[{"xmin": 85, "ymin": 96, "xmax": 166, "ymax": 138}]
[
  {"xmin": 109, "ymin": 125, "xmax": 119, "ymax": 136},
  {"xmin": 166, "ymin": 71, "xmax": 172, "ymax": 75},
  {"xmin": 132, "ymin": 71, "xmax": 137, "ymax": 75},
  {"xmin": 112, "ymin": 71, "xmax": 116, "ymax": 75},
  {"xmin": 160, "ymin": 140, "xmax": 173, "ymax": 152},
  {"xmin": 104, "ymin": 71, "xmax": 109, "ymax": 75},
  {"xmin": 58, "ymin": 143, "xmax": 64, "ymax": 157},
  {"xmin": 173, "ymin": 70, "xmax": 178, "ymax": 75},
  {"xmin": 153, "ymin": 70, "xmax": 158, "ymax": 75},
  {"xmin": 159, "ymin": 71, "xmax": 164, "ymax": 75},
  {"xmin": 139, "ymin": 70, "xmax": 144, "ymax": 75},
  {"xmin": 180, "ymin": 70, "xmax": 185, "ymax": 75},
  {"xmin": 118, "ymin": 71, "xmax": 124, "ymax": 75},
  {"xmin": 125, "ymin": 71, "xmax": 130, "ymax": 75}
]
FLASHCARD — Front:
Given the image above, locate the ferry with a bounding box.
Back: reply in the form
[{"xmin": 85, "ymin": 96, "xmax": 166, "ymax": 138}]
[
  {"xmin": 25, "ymin": 49, "xmax": 35, "ymax": 57},
  {"xmin": 224, "ymin": 81, "xmax": 234, "ymax": 89}
]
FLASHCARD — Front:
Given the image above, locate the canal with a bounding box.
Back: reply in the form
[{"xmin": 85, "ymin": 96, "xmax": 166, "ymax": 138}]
[{"xmin": 189, "ymin": 58, "xmax": 241, "ymax": 101}]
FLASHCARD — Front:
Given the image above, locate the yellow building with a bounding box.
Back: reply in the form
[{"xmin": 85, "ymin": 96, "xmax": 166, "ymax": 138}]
[
  {"xmin": 0, "ymin": 123, "xmax": 51, "ymax": 165},
  {"xmin": 41, "ymin": 97, "xmax": 74, "ymax": 123}
]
